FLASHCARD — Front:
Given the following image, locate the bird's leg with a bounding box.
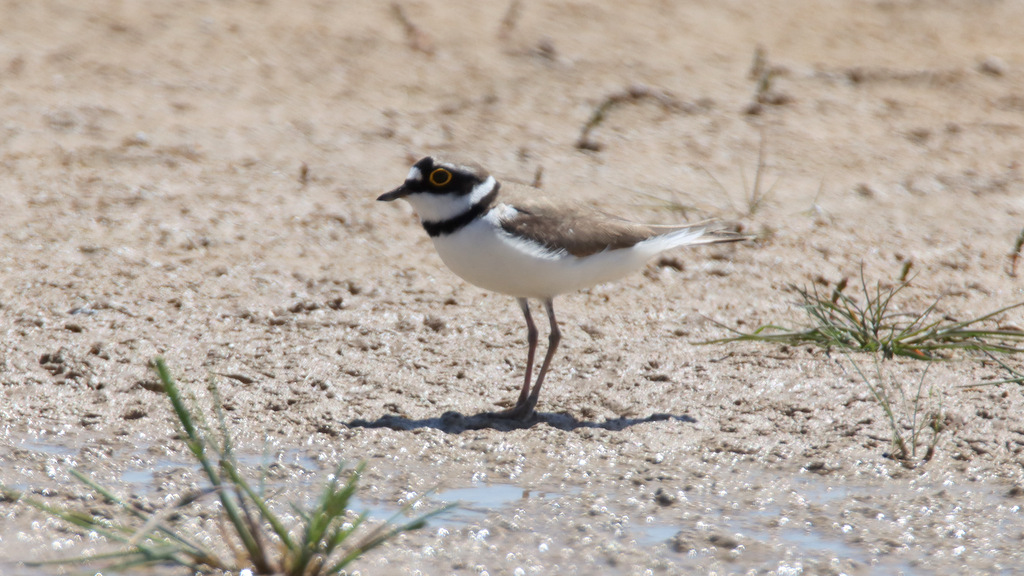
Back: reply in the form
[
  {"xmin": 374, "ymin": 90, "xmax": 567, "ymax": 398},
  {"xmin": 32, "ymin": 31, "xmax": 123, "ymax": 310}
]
[
  {"xmin": 522, "ymin": 297, "xmax": 560, "ymax": 415},
  {"xmin": 491, "ymin": 298, "xmax": 539, "ymax": 420},
  {"xmin": 515, "ymin": 297, "xmax": 538, "ymax": 408}
]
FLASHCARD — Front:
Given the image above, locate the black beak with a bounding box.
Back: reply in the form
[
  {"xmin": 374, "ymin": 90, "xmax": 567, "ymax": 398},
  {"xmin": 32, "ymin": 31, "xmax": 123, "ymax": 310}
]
[{"xmin": 377, "ymin": 184, "xmax": 410, "ymax": 202}]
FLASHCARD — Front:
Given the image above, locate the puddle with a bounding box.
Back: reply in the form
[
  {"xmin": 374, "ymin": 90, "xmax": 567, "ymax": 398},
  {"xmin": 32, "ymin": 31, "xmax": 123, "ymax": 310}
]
[
  {"xmin": 434, "ymin": 482, "xmax": 564, "ymax": 523},
  {"xmin": 437, "ymin": 482, "xmax": 533, "ymax": 508},
  {"xmin": 120, "ymin": 467, "xmax": 157, "ymax": 485},
  {"xmin": 14, "ymin": 441, "xmax": 321, "ymax": 496},
  {"xmin": 637, "ymin": 523, "xmax": 680, "ymax": 546},
  {"xmin": 9, "ymin": 441, "xmax": 1012, "ymax": 575},
  {"xmin": 350, "ymin": 483, "xmax": 565, "ymax": 528},
  {"xmin": 6, "ymin": 443, "xmax": 868, "ymax": 557},
  {"xmin": 119, "ymin": 458, "xmax": 183, "ymax": 490},
  {"xmin": 18, "ymin": 447, "xmax": 564, "ymax": 528},
  {"xmin": 236, "ymin": 449, "xmax": 321, "ymax": 472},
  {"xmin": 16, "ymin": 441, "xmax": 77, "ymax": 457},
  {"xmin": 781, "ymin": 528, "xmax": 862, "ymax": 558},
  {"xmin": 623, "ymin": 473, "xmax": 926, "ymax": 575}
]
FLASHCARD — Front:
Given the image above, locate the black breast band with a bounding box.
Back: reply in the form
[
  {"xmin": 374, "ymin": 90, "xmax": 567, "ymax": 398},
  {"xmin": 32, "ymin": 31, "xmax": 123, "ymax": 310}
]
[{"xmin": 421, "ymin": 185, "xmax": 499, "ymax": 237}]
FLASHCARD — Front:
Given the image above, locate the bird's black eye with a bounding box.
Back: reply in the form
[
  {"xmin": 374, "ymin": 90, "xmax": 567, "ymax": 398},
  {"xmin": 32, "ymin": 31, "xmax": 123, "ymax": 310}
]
[{"xmin": 429, "ymin": 168, "xmax": 453, "ymax": 187}]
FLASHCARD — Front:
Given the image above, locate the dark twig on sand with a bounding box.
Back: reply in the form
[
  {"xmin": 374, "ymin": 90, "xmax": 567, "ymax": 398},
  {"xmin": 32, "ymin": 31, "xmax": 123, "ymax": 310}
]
[
  {"xmin": 745, "ymin": 46, "xmax": 792, "ymax": 115},
  {"xmin": 575, "ymin": 85, "xmax": 696, "ymax": 151},
  {"xmin": 391, "ymin": 3, "xmax": 435, "ymax": 55},
  {"xmin": 498, "ymin": 0, "xmax": 522, "ymax": 40}
]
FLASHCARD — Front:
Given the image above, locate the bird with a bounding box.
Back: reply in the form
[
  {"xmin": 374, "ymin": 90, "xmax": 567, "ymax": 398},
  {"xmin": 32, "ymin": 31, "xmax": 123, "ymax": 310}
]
[{"xmin": 378, "ymin": 156, "xmax": 748, "ymax": 420}]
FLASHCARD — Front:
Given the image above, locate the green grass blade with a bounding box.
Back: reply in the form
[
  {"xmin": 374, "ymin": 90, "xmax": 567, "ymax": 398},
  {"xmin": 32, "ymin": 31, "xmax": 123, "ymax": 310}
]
[
  {"xmin": 325, "ymin": 503, "xmax": 456, "ymax": 574},
  {"xmin": 292, "ymin": 462, "xmax": 363, "ymax": 574},
  {"xmin": 154, "ymin": 358, "xmax": 268, "ymax": 572},
  {"xmin": 220, "ymin": 456, "xmax": 297, "ymax": 553},
  {"xmin": 69, "ymin": 469, "xmax": 218, "ymax": 560},
  {"xmin": 7, "ymin": 489, "xmax": 129, "ymax": 543},
  {"xmin": 326, "ymin": 511, "xmax": 369, "ymax": 554},
  {"xmin": 5, "ymin": 487, "xmax": 217, "ymax": 570},
  {"xmin": 961, "ymin": 351, "xmax": 1024, "ymax": 387}
]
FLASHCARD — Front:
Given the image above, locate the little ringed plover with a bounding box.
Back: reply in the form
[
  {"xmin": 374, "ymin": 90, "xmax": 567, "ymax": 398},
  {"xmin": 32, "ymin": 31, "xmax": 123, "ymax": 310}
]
[{"xmin": 379, "ymin": 156, "xmax": 747, "ymax": 420}]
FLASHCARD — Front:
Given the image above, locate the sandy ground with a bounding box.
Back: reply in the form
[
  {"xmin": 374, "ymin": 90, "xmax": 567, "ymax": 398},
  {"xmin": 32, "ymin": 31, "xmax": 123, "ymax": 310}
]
[{"xmin": 3, "ymin": 0, "xmax": 1024, "ymax": 574}]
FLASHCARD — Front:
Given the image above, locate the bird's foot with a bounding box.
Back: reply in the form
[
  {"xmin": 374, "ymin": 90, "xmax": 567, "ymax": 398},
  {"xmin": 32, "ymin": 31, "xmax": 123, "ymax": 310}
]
[{"xmin": 487, "ymin": 400, "xmax": 537, "ymax": 421}]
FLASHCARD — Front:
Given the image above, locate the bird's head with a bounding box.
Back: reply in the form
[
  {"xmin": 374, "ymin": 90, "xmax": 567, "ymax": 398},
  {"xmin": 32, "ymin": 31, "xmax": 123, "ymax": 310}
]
[{"xmin": 378, "ymin": 157, "xmax": 497, "ymax": 223}]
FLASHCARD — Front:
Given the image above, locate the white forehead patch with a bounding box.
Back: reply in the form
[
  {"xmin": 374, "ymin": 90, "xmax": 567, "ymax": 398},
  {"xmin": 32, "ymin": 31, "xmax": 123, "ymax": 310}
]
[
  {"xmin": 407, "ymin": 166, "xmax": 423, "ymax": 181},
  {"xmin": 437, "ymin": 160, "xmax": 482, "ymax": 178}
]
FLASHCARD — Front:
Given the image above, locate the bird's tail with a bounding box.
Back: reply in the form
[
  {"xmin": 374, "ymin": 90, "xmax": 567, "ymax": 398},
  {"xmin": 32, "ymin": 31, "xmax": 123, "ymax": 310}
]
[{"xmin": 638, "ymin": 221, "xmax": 751, "ymax": 253}]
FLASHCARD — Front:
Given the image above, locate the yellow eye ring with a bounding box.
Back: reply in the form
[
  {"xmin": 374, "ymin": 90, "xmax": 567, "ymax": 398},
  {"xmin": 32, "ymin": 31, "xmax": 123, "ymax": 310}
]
[{"xmin": 429, "ymin": 168, "xmax": 453, "ymax": 187}]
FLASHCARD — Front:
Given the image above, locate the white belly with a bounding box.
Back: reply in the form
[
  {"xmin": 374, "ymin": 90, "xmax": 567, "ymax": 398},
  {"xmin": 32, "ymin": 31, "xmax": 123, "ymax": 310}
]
[{"xmin": 430, "ymin": 215, "xmax": 652, "ymax": 299}]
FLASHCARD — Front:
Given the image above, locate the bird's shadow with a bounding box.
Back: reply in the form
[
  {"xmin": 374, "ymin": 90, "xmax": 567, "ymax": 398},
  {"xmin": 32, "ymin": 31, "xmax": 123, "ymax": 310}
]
[{"xmin": 345, "ymin": 410, "xmax": 696, "ymax": 434}]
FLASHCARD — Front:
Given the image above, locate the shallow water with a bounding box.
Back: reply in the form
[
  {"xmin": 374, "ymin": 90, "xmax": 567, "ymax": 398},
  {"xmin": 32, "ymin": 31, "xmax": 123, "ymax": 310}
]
[{"xmin": 5, "ymin": 438, "xmax": 1024, "ymax": 575}]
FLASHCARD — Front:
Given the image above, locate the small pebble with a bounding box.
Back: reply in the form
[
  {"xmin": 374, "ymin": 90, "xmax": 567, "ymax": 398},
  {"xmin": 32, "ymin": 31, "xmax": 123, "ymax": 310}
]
[{"xmin": 978, "ymin": 56, "xmax": 1007, "ymax": 77}]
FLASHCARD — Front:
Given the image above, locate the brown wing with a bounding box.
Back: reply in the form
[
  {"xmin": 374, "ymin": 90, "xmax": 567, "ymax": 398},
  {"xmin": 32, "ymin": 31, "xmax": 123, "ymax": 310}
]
[{"xmin": 498, "ymin": 198, "xmax": 662, "ymax": 257}]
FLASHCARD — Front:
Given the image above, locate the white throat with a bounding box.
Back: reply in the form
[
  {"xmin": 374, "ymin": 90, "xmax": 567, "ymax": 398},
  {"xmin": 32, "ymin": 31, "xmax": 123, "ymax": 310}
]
[{"xmin": 405, "ymin": 175, "xmax": 497, "ymax": 223}]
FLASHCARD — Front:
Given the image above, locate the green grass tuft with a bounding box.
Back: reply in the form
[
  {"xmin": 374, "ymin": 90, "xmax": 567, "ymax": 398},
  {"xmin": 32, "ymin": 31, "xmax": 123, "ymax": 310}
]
[
  {"xmin": 1, "ymin": 357, "xmax": 452, "ymax": 574},
  {"xmin": 843, "ymin": 352, "xmax": 945, "ymax": 463},
  {"xmin": 704, "ymin": 270, "xmax": 1024, "ymax": 462},
  {"xmin": 706, "ymin": 272, "xmax": 1024, "ymax": 360}
]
